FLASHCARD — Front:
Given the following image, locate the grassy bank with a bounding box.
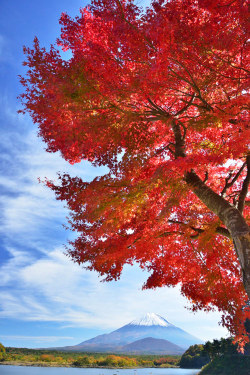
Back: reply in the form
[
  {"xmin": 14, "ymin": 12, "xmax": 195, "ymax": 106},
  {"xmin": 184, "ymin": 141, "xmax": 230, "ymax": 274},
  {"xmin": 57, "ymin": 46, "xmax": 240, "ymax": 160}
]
[
  {"xmin": 0, "ymin": 347, "xmax": 180, "ymax": 368},
  {"xmin": 199, "ymin": 355, "xmax": 250, "ymax": 375}
]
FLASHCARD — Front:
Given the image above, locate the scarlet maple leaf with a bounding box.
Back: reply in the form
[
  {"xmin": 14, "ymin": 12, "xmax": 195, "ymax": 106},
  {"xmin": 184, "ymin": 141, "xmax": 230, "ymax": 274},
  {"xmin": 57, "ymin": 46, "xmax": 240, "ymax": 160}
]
[{"xmin": 19, "ymin": 0, "xmax": 250, "ymax": 347}]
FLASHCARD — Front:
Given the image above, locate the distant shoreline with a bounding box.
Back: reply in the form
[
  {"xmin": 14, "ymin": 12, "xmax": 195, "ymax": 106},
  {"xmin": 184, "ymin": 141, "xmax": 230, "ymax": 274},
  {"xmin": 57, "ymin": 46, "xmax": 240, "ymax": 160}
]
[
  {"xmin": 0, "ymin": 362, "xmax": 70, "ymax": 368},
  {"xmin": 0, "ymin": 361, "xmax": 179, "ymax": 369}
]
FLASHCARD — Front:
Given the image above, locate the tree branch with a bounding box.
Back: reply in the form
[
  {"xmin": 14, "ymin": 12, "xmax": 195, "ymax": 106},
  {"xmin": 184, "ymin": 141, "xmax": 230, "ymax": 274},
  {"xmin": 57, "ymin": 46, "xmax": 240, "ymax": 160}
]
[
  {"xmin": 203, "ymin": 171, "xmax": 209, "ymax": 183},
  {"xmin": 168, "ymin": 219, "xmax": 231, "ymax": 239},
  {"xmin": 168, "ymin": 58, "xmax": 213, "ymax": 111},
  {"xmin": 221, "ymin": 162, "xmax": 246, "ymax": 197},
  {"xmin": 175, "ymin": 93, "xmax": 195, "ymax": 116},
  {"xmin": 146, "ymin": 98, "xmax": 170, "ymax": 119},
  {"xmin": 185, "ymin": 170, "xmax": 249, "ymax": 238},
  {"xmin": 171, "ymin": 120, "xmax": 186, "ymax": 158},
  {"xmin": 238, "ymin": 155, "xmax": 250, "ymax": 213},
  {"xmin": 114, "ymin": 0, "xmax": 157, "ymax": 51}
]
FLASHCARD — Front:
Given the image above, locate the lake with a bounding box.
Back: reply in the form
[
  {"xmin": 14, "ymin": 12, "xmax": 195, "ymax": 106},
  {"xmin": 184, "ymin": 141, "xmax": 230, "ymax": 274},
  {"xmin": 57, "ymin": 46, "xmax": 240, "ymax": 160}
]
[{"xmin": 0, "ymin": 366, "xmax": 200, "ymax": 375}]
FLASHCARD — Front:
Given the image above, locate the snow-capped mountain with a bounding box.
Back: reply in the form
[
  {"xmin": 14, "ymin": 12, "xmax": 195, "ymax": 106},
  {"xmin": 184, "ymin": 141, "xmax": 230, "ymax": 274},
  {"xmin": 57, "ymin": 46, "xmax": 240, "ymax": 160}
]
[
  {"xmin": 60, "ymin": 313, "xmax": 202, "ymax": 353},
  {"xmin": 128, "ymin": 312, "xmax": 173, "ymax": 327}
]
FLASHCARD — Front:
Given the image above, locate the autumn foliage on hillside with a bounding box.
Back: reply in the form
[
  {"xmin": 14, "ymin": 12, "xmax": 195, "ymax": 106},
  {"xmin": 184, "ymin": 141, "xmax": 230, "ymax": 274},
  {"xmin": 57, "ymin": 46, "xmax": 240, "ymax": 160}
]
[{"xmin": 19, "ymin": 0, "xmax": 249, "ymax": 348}]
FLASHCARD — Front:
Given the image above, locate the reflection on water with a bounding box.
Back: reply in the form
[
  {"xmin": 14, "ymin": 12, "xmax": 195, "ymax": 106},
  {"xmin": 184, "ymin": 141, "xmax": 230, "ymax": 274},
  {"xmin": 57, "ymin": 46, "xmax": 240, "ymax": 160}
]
[{"xmin": 0, "ymin": 365, "xmax": 200, "ymax": 375}]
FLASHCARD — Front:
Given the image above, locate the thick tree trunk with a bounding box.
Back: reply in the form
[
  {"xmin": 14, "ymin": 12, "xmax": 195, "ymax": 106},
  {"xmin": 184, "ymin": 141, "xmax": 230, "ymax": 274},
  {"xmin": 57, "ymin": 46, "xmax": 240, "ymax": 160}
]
[
  {"xmin": 168, "ymin": 120, "xmax": 250, "ymax": 298},
  {"xmin": 234, "ymin": 234, "xmax": 250, "ymax": 297},
  {"xmin": 186, "ymin": 170, "xmax": 250, "ymax": 298}
]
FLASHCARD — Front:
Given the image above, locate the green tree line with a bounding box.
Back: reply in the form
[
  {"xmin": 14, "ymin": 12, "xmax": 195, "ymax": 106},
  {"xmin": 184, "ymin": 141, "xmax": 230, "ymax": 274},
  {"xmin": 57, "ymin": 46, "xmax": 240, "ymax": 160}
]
[{"xmin": 0, "ymin": 344, "xmax": 179, "ymax": 368}]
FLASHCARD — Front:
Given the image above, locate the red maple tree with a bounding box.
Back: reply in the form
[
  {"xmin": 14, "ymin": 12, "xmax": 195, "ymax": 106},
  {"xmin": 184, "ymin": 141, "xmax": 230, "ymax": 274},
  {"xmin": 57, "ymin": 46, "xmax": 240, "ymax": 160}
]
[{"xmin": 19, "ymin": 0, "xmax": 250, "ymax": 347}]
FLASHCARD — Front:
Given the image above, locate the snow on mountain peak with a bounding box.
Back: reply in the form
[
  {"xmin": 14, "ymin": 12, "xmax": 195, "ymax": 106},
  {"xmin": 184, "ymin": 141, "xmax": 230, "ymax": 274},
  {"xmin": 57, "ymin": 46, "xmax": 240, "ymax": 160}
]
[{"xmin": 128, "ymin": 313, "xmax": 172, "ymax": 327}]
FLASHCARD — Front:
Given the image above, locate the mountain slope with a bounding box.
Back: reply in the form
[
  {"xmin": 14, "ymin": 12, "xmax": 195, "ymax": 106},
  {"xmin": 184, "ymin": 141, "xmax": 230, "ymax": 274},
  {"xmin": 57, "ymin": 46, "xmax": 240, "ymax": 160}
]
[
  {"xmin": 62, "ymin": 313, "xmax": 202, "ymax": 352},
  {"xmin": 121, "ymin": 337, "xmax": 185, "ymax": 354}
]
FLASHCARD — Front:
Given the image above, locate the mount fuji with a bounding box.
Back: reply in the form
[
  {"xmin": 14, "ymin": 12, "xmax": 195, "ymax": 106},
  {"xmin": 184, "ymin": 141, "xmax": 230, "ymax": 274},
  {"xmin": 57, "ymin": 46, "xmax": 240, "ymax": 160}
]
[{"xmin": 59, "ymin": 313, "xmax": 203, "ymax": 354}]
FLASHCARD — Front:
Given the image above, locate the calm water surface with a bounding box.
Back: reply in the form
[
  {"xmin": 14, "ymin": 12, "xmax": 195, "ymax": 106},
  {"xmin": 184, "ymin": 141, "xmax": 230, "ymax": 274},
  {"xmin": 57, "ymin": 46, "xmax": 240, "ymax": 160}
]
[{"xmin": 0, "ymin": 366, "xmax": 200, "ymax": 375}]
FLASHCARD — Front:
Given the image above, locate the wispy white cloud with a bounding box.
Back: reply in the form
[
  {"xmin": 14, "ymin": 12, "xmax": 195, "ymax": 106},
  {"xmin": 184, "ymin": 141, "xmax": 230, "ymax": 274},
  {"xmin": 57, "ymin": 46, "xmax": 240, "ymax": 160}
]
[
  {"xmin": 0, "ymin": 335, "xmax": 74, "ymax": 343},
  {"xmin": 0, "ymin": 99, "xmax": 228, "ymax": 344},
  {"xmin": 0, "ymin": 245, "xmax": 228, "ymax": 341},
  {"xmin": 0, "ymin": 248, "xmax": 34, "ymax": 285},
  {"xmin": 0, "ymin": 118, "xmax": 107, "ymax": 243}
]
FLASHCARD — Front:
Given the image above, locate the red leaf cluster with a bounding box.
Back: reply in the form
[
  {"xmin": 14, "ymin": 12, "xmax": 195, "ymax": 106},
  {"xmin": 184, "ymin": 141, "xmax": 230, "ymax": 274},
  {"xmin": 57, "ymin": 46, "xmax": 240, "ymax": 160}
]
[{"xmin": 20, "ymin": 0, "xmax": 249, "ymax": 347}]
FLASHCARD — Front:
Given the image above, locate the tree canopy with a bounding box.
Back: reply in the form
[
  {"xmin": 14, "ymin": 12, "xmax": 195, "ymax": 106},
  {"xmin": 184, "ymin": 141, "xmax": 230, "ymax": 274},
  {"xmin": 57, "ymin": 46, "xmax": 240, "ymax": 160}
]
[
  {"xmin": 19, "ymin": 0, "xmax": 249, "ymax": 348},
  {"xmin": 179, "ymin": 344, "xmax": 210, "ymax": 368},
  {"xmin": 0, "ymin": 343, "xmax": 6, "ymax": 361}
]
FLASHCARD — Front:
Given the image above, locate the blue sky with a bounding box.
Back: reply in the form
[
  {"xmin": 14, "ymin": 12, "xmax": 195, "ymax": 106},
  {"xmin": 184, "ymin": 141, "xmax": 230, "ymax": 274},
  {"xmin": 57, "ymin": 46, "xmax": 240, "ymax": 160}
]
[{"xmin": 0, "ymin": 0, "xmax": 229, "ymax": 349}]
